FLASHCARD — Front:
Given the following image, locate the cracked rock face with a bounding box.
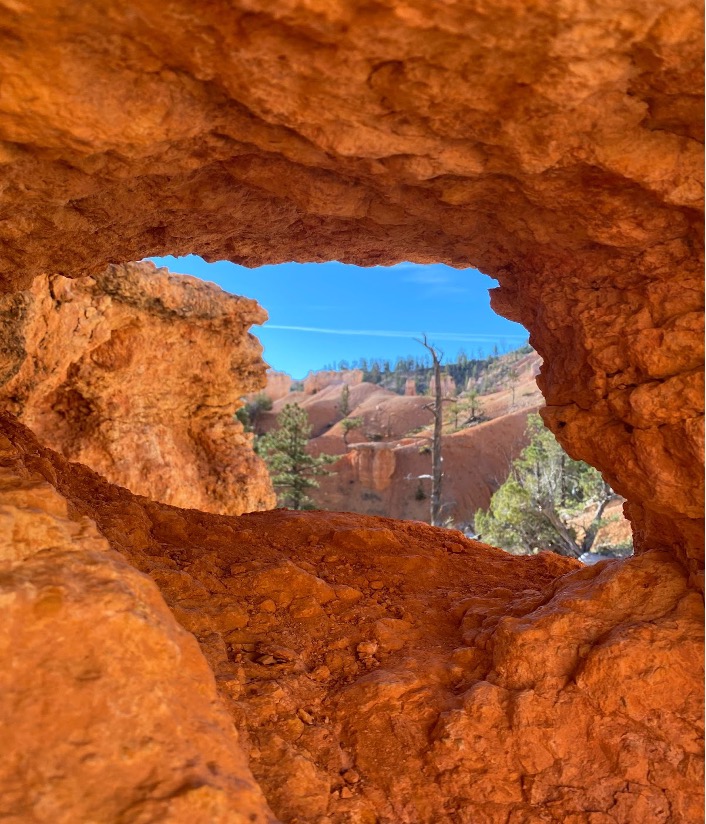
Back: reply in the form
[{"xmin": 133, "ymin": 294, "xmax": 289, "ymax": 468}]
[
  {"xmin": 0, "ymin": 261, "xmax": 275, "ymax": 515},
  {"xmin": 0, "ymin": 1, "xmax": 702, "ymax": 822}
]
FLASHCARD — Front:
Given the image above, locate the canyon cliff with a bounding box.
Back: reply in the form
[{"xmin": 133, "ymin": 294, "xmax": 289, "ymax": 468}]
[
  {"xmin": 0, "ymin": 1, "xmax": 702, "ymax": 822},
  {"xmin": 303, "ymin": 370, "xmax": 365, "ymax": 395},
  {"xmin": 0, "ymin": 261, "xmax": 275, "ymax": 515}
]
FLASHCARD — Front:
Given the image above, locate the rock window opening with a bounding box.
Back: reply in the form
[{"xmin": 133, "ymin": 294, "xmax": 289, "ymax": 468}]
[
  {"xmin": 0, "ymin": 5, "xmax": 701, "ymax": 817},
  {"xmin": 0, "ymin": 254, "xmax": 631, "ymax": 563}
]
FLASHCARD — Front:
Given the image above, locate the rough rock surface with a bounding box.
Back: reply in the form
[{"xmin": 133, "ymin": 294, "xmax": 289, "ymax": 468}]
[
  {"xmin": 0, "ymin": 2, "xmax": 703, "ymax": 821},
  {"xmin": 0, "ymin": 261, "xmax": 275, "ymax": 515},
  {"xmin": 1, "ymin": 416, "xmax": 702, "ymax": 823},
  {"xmin": 0, "ymin": 0, "xmax": 701, "ymax": 572},
  {"xmin": 0, "ymin": 424, "xmax": 276, "ymax": 823}
]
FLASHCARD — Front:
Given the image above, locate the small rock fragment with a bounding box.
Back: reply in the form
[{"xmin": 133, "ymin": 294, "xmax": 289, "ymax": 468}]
[
  {"xmin": 290, "ymin": 595, "xmax": 325, "ymax": 619},
  {"xmin": 256, "ymin": 654, "xmax": 277, "ymax": 666},
  {"xmin": 333, "ymin": 585, "xmax": 363, "ymax": 602},
  {"xmin": 310, "ymin": 665, "xmax": 330, "ymax": 682},
  {"xmin": 356, "ymin": 640, "xmax": 378, "ymax": 658},
  {"xmin": 297, "ymin": 708, "xmax": 315, "ymax": 725}
]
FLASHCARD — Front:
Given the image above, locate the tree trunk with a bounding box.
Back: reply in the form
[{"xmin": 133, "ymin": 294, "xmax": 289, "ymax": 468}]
[
  {"xmin": 540, "ymin": 505, "xmax": 582, "ymax": 558},
  {"xmin": 417, "ymin": 335, "xmax": 444, "ymax": 527},
  {"xmin": 581, "ymin": 484, "xmax": 619, "ymax": 554},
  {"xmin": 431, "ymin": 354, "xmax": 442, "ymax": 526}
]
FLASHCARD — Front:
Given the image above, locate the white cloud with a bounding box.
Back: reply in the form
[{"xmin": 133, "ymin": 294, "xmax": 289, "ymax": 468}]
[{"xmin": 263, "ymin": 324, "xmax": 526, "ymax": 343}]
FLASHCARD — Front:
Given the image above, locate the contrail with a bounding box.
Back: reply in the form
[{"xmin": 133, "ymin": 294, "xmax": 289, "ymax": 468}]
[{"xmin": 263, "ymin": 324, "xmax": 527, "ymax": 343}]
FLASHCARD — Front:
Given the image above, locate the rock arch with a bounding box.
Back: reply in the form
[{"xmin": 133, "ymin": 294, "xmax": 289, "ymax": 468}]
[{"xmin": 0, "ymin": 2, "xmax": 702, "ymax": 821}]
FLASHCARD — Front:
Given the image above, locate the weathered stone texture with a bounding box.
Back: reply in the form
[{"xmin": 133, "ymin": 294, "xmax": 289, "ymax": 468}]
[
  {"xmin": 0, "ymin": 1, "xmax": 702, "ymax": 821},
  {"xmin": 0, "ymin": 0, "xmax": 701, "ymax": 571},
  {"xmin": 0, "ymin": 426, "xmax": 276, "ymax": 823},
  {"xmin": 1, "ymin": 416, "xmax": 702, "ymax": 823},
  {"xmin": 0, "ymin": 261, "xmax": 275, "ymax": 515}
]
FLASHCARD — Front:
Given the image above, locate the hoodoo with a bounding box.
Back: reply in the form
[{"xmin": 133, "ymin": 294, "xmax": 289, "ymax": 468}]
[{"xmin": 0, "ymin": 2, "xmax": 702, "ymax": 822}]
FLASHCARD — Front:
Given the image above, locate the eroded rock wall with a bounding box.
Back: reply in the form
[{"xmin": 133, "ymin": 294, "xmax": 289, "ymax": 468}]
[
  {"xmin": 0, "ymin": 422, "xmax": 276, "ymax": 823},
  {"xmin": 0, "ymin": 0, "xmax": 701, "ymax": 572},
  {"xmin": 0, "ymin": 261, "xmax": 275, "ymax": 515},
  {"xmin": 258, "ymin": 371, "xmax": 293, "ymax": 402},
  {"xmin": 313, "ymin": 410, "xmax": 536, "ymax": 525},
  {"xmin": 1, "ymin": 415, "xmax": 702, "ymax": 823}
]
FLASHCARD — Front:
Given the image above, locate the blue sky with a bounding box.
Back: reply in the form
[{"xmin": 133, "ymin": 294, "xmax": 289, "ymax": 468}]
[{"xmin": 149, "ymin": 256, "xmax": 528, "ymax": 378}]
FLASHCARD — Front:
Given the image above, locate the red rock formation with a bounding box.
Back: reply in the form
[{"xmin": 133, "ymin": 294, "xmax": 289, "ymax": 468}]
[
  {"xmin": 256, "ymin": 370, "xmax": 293, "ymax": 402},
  {"xmin": 0, "ymin": 261, "xmax": 275, "ymax": 515},
  {"xmin": 0, "ymin": 423, "xmax": 276, "ymax": 823},
  {"xmin": 315, "ymin": 410, "xmax": 536, "ymax": 524},
  {"xmin": 0, "ymin": 0, "xmax": 700, "ymax": 569},
  {"xmin": 276, "ymin": 357, "xmax": 546, "ymax": 523},
  {"xmin": 439, "ymin": 373, "xmax": 456, "ymax": 397},
  {"xmin": 1, "ymin": 416, "xmax": 702, "ymax": 823},
  {"xmin": 262, "ymin": 381, "xmax": 433, "ymax": 441},
  {"xmin": 0, "ymin": 2, "xmax": 702, "ymax": 821},
  {"xmin": 303, "ymin": 369, "xmax": 364, "ymax": 395}
]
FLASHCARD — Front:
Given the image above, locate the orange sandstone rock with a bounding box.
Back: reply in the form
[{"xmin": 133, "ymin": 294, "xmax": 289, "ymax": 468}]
[
  {"xmin": 258, "ymin": 371, "xmax": 293, "ymax": 402},
  {"xmin": 0, "ymin": 428, "xmax": 276, "ymax": 823},
  {"xmin": 316, "ymin": 409, "xmax": 535, "ymax": 523},
  {"xmin": 0, "ymin": 415, "xmax": 702, "ymax": 823},
  {"xmin": 0, "ymin": 261, "xmax": 275, "ymax": 515},
  {"xmin": 0, "ymin": 0, "xmax": 700, "ymax": 569},
  {"xmin": 303, "ymin": 370, "xmax": 365, "ymax": 395},
  {"xmin": 0, "ymin": 2, "xmax": 702, "ymax": 822}
]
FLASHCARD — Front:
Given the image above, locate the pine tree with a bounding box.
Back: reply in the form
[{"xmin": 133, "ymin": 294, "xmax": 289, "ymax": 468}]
[
  {"xmin": 474, "ymin": 414, "xmax": 617, "ymax": 557},
  {"xmin": 258, "ymin": 404, "xmax": 337, "ymax": 510},
  {"xmin": 341, "ymin": 416, "xmax": 363, "ymax": 445},
  {"xmin": 339, "ymin": 384, "xmax": 351, "ymax": 417}
]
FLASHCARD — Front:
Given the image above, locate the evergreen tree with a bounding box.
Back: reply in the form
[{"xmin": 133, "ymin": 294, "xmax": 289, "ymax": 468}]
[
  {"xmin": 339, "ymin": 384, "xmax": 351, "ymax": 417},
  {"xmin": 474, "ymin": 414, "xmax": 617, "ymax": 557},
  {"xmin": 340, "ymin": 416, "xmax": 363, "ymax": 445},
  {"xmin": 258, "ymin": 404, "xmax": 337, "ymax": 510},
  {"xmin": 466, "ymin": 388, "xmax": 483, "ymax": 421},
  {"xmin": 448, "ymin": 401, "xmax": 463, "ymax": 430}
]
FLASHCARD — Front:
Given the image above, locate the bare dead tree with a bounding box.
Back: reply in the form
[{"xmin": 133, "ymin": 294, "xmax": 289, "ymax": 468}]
[{"xmin": 416, "ymin": 334, "xmax": 444, "ymax": 526}]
